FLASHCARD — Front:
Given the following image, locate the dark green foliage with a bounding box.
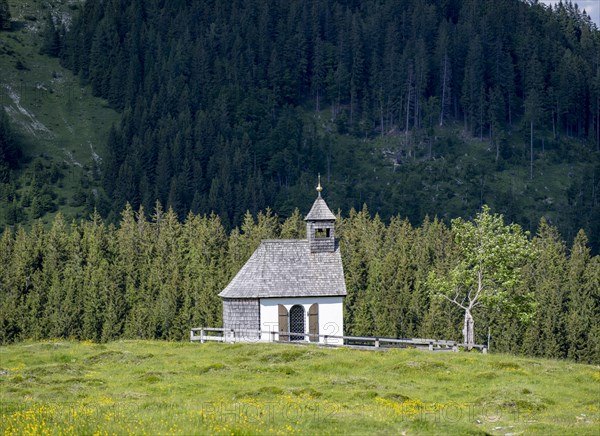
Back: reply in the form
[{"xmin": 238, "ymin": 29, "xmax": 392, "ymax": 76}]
[
  {"xmin": 39, "ymin": 12, "xmax": 62, "ymax": 57},
  {"xmin": 521, "ymin": 220, "xmax": 569, "ymax": 358},
  {"xmin": 565, "ymin": 231, "xmax": 599, "ymax": 362},
  {"xmin": 0, "ymin": 0, "xmax": 10, "ymax": 31},
  {"xmin": 0, "ymin": 110, "xmax": 23, "ymax": 224},
  {"xmin": 0, "ymin": 109, "xmax": 21, "ymax": 182},
  {"xmin": 54, "ymin": 0, "xmax": 599, "ymax": 241},
  {"xmin": 1, "ymin": 204, "xmax": 597, "ymax": 364}
]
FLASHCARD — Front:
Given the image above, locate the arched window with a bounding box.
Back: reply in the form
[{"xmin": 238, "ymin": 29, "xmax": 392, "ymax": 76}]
[{"xmin": 289, "ymin": 305, "xmax": 305, "ymax": 341}]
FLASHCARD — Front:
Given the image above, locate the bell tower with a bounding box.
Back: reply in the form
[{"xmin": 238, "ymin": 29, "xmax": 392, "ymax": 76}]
[{"xmin": 305, "ymin": 175, "xmax": 336, "ymax": 253}]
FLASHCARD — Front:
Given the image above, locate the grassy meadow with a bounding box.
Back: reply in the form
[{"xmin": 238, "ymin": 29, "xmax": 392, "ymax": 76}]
[{"xmin": 0, "ymin": 340, "xmax": 598, "ymax": 435}]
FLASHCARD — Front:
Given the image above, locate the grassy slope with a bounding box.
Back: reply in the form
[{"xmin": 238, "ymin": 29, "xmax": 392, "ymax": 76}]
[
  {"xmin": 1, "ymin": 340, "xmax": 598, "ymax": 435},
  {"xmin": 368, "ymin": 123, "xmax": 592, "ymax": 227},
  {"xmin": 0, "ymin": 0, "xmax": 118, "ymax": 226}
]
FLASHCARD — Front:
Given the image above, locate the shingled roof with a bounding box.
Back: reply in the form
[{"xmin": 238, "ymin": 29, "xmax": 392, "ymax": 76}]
[
  {"xmin": 304, "ymin": 196, "xmax": 336, "ymax": 221},
  {"xmin": 218, "ymin": 240, "xmax": 347, "ymax": 298}
]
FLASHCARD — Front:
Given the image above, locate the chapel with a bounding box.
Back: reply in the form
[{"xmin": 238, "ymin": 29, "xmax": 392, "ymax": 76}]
[{"xmin": 218, "ymin": 177, "xmax": 346, "ymax": 343}]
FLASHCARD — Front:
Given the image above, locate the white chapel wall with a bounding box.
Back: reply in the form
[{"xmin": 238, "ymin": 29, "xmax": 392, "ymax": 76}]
[{"xmin": 259, "ymin": 296, "xmax": 344, "ymax": 344}]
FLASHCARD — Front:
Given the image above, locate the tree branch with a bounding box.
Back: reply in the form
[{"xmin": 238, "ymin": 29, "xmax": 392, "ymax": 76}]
[{"xmin": 439, "ymin": 292, "xmax": 467, "ymax": 310}]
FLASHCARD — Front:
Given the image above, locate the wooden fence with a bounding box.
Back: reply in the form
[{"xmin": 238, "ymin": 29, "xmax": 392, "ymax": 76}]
[{"xmin": 190, "ymin": 327, "xmax": 487, "ymax": 353}]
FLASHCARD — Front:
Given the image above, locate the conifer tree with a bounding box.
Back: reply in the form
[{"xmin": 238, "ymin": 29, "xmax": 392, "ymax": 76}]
[
  {"xmin": 461, "ymin": 35, "xmax": 484, "ymax": 135},
  {"xmin": 369, "ymin": 217, "xmax": 413, "ymax": 338},
  {"xmin": 0, "ymin": 0, "xmax": 11, "ymax": 31},
  {"xmin": 58, "ymin": 223, "xmax": 85, "ymax": 339},
  {"xmin": 521, "ymin": 219, "xmax": 568, "ymax": 358},
  {"xmin": 40, "ymin": 12, "xmax": 61, "ymax": 57},
  {"xmin": 583, "ymin": 256, "xmax": 600, "ymax": 363},
  {"xmin": 152, "ymin": 207, "xmax": 183, "ymax": 339},
  {"xmin": 280, "ymin": 209, "xmax": 306, "ymax": 239},
  {"xmin": 101, "ymin": 270, "xmax": 124, "ymax": 342},
  {"xmin": 175, "ymin": 212, "xmax": 228, "ymax": 338},
  {"xmin": 116, "ymin": 203, "xmax": 138, "ymax": 315},
  {"xmin": 18, "ymin": 221, "xmax": 47, "ymax": 340},
  {"xmin": 123, "ymin": 205, "xmax": 154, "ymax": 338},
  {"xmin": 0, "ymin": 228, "xmax": 16, "ymax": 343},
  {"xmin": 566, "ymin": 230, "xmax": 597, "ymax": 362},
  {"xmin": 338, "ymin": 205, "xmax": 382, "ymax": 335},
  {"xmin": 43, "ymin": 214, "xmax": 70, "ymax": 337}
]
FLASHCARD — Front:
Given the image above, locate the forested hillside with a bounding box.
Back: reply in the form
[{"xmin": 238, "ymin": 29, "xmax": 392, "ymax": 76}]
[
  {"xmin": 34, "ymin": 0, "xmax": 596, "ymax": 248},
  {"xmin": 1, "ymin": 205, "xmax": 598, "ymax": 363},
  {"xmin": 0, "ymin": 0, "xmax": 120, "ymax": 230},
  {"xmin": 1, "ymin": 1, "xmax": 599, "ymax": 363}
]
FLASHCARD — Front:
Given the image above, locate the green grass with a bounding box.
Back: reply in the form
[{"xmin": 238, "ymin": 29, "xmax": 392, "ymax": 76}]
[
  {"xmin": 1, "ymin": 340, "xmax": 598, "ymax": 435},
  {"xmin": 1, "ymin": 0, "xmax": 119, "ymax": 226},
  {"xmin": 369, "ymin": 121, "xmax": 592, "ymax": 228}
]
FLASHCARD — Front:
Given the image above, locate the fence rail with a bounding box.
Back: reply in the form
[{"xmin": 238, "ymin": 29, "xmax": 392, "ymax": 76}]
[{"xmin": 190, "ymin": 327, "xmax": 487, "ymax": 353}]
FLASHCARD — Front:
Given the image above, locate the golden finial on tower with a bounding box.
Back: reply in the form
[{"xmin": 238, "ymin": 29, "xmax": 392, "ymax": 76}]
[{"xmin": 316, "ymin": 173, "xmax": 323, "ymax": 196}]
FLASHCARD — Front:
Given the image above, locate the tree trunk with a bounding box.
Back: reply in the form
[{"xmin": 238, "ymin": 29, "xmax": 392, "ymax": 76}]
[
  {"xmin": 596, "ymin": 96, "xmax": 600, "ymax": 151},
  {"xmin": 530, "ymin": 121, "xmax": 534, "ymax": 180},
  {"xmin": 380, "ymin": 96, "xmax": 384, "ymax": 137},
  {"xmin": 405, "ymin": 68, "xmax": 413, "ymax": 134},
  {"xmin": 495, "ymin": 128, "xmax": 500, "ymax": 162},
  {"xmin": 463, "ymin": 309, "xmax": 474, "ymax": 350},
  {"xmin": 440, "ymin": 54, "xmax": 448, "ymax": 127}
]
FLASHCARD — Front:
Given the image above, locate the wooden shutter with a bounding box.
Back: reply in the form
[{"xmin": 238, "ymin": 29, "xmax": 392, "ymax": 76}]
[
  {"xmin": 308, "ymin": 304, "xmax": 319, "ymax": 342},
  {"xmin": 278, "ymin": 304, "xmax": 289, "ymax": 341}
]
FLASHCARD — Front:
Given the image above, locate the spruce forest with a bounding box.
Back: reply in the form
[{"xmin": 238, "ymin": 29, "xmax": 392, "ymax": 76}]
[
  {"xmin": 1, "ymin": 204, "xmax": 598, "ymax": 364},
  {"xmin": 2, "ymin": 0, "xmax": 598, "ymax": 245},
  {"xmin": 0, "ymin": 0, "xmax": 599, "ymax": 364}
]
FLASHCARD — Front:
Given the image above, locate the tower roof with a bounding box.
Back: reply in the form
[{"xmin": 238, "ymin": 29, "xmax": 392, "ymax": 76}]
[{"xmin": 304, "ymin": 196, "xmax": 336, "ymax": 221}]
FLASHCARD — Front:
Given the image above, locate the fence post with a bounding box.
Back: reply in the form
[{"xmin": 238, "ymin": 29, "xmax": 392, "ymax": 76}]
[
  {"xmin": 200, "ymin": 328, "xmax": 205, "ymax": 344},
  {"xmin": 375, "ymin": 338, "xmax": 380, "ymax": 348},
  {"xmin": 428, "ymin": 342, "xmax": 433, "ymax": 351}
]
